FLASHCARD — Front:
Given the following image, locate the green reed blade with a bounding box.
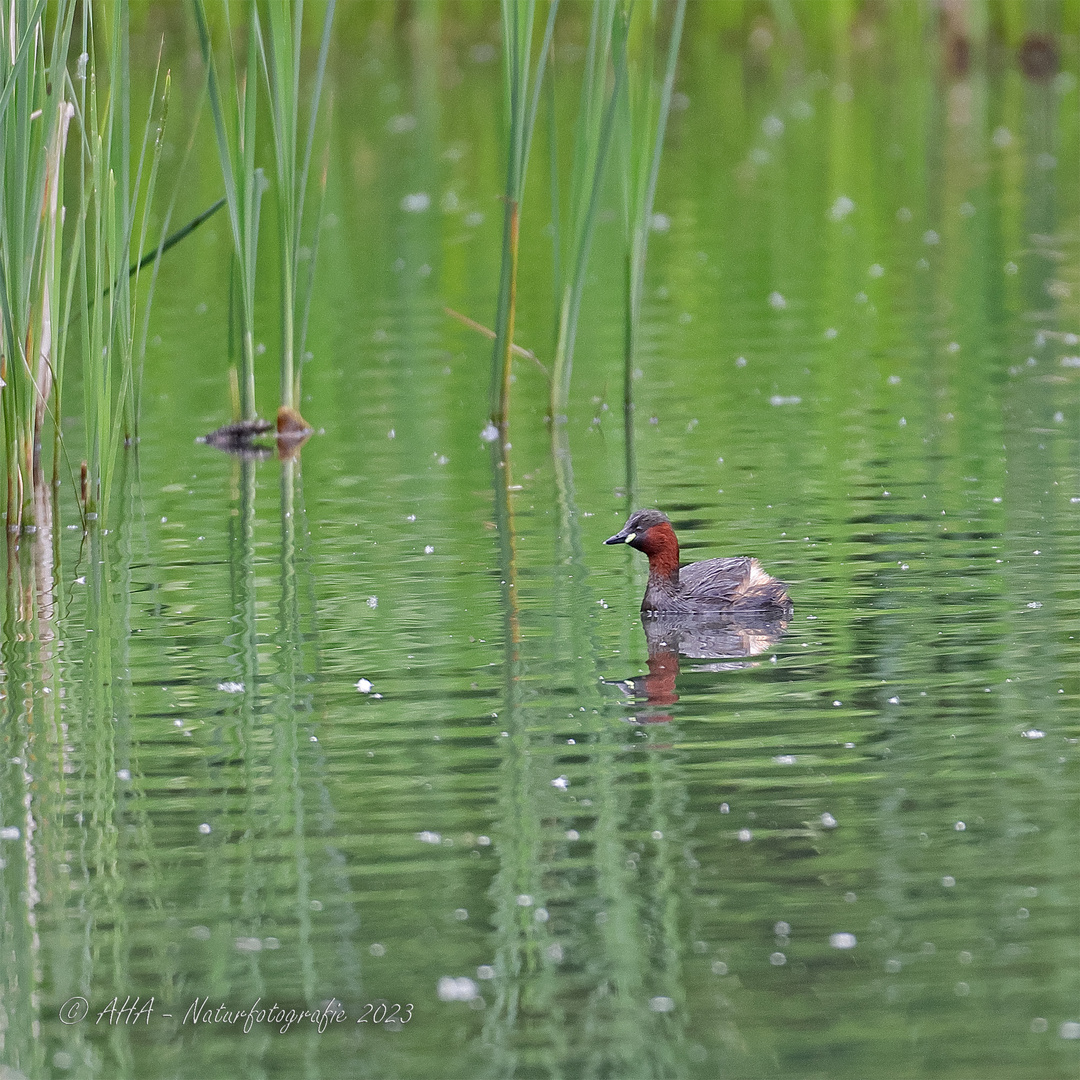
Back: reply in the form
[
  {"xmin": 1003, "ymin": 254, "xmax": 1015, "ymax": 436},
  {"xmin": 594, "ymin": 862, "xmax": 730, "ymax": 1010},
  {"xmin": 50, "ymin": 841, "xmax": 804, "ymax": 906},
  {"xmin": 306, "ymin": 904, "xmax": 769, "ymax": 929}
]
[
  {"xmin": 620, "ymin": 0, "xmax": 685, "ymax": 500},
  {"xmin": 192, "ymin": 0, "xmax": 260, "ymax": 422},
  {"xmin": 549, "ymin": 0, "xmax": 626, "ymax": 418},
  {"xmin": 259, "ymin": 0, "xmax": 335, "ymax": 412},
  {"xmin": 490, "ymin": 0, "xmax": 558, "ymax": 429}
]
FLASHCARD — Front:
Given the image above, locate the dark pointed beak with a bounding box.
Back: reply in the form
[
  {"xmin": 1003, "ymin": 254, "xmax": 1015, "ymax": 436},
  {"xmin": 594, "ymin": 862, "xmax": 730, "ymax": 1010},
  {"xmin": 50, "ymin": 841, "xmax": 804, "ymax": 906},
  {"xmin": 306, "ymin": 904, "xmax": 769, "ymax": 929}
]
[{"xmin": 604, "ymin": 529, "xmax": 629, "ymax": 545}]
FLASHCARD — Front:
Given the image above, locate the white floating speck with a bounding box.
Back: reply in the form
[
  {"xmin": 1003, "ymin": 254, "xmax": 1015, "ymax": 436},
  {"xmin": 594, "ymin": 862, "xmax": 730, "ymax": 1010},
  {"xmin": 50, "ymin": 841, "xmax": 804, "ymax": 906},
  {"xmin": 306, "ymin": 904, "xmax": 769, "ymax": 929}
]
[
  {"xmin": 0, "ymin": 827, "xmax": 21, "ymax": 840},
  {"xmin": 218, "ymin": 681, "xmax": 244, "ymax": 693},
  {"xmin": 566, "ymin": 829, "xmax": 580, "ymax": 841},
  {"xmin": 198, "ymin": 823, "xmax": 211, "ymax": 835},
  {"xmin": 477, "ymin": 965, "xmax": 495, "ymax": 980},
  {"xmin": 355, "ymin": 678, "xmax": 373, "ymax": 694},
  {"xmin": 954, "ymin": 821, "xmax": 966, "ymax": 831},
  {"xmin": 829, "ymin": 933, "xmax": 857, "ymax": 949},
  {"xmin": 516, "ymin": 894, "xmax": 533, "ymax": 907},
  {"xmin": 649, "ymin": 996, "xmax": 676, "ymax": 1013},
  {"xmin": 401, "ymin": 192, "xmax": 430, "ymax": 213},
  {"xmin": 416, "ymin": 831, "xmax": 441, "ymax": 844},
  {"xmin": 1060, "ymin": 1022, "xmax": 1080, "ymax": 1040},
  {"xmin": 992, "ymin": 126, "xmax": 1013, "ymax": 148},
  {"xmin": 367, "ymin": 596, "xmax": 378, "ymax": 609},
  {"xmin": 437, "ymin": 976, "xmax": 478, "ymax": 1002},
  {"xmin": 1061, "ymin": 356, "xmax": 1080, "ymax": 367},
  {"xmin": 534, "ymin": 908, "xmax": 549, "ymax": 923},
  {"xmin": 116, "ymin": 769, "xmax": 131, "ymax": 781},
  {"xmin": 923, "ymin": 230, "xmax": 940, "ymax": 245},
  {"xmin": 235, "ymin": 936, "xmax": 262, "ymax": 952},
  {"xmin": 774, "ymin": 921, "xmax": 790, "ymax": 936},
  {"xmin": 737, "ymin": 828, "xmax": 753, "ymax": 842},
  {"xmin": 480, "ymin": 422, "xmax": 499, "ymax": 443},
  {"xmin": 768, "ymin": 291, "xmax": 787, "ymax": 310},
  {"xmin": 551, "ymin": 775, "xmax": 569, "ymax": 790},
  {"xmin": 773, "ymin": 755, "xmax": 797, "ymax": 765},
  {"xmin": 769, "ymin": 952, "xmax": 786, "ymax": 966},
  {"xmin": 829, "ymin": 196, "xmax": 855, "ymax": 221},
  {"xmin": 424, "ymin": 545, "xmax": 435, "ymax": 554},
  {"xmin": 546, "ymin": 942, "xmax": 564, "ymax": 962},
  {"xmin": 735, "ymin": 356, "xmax": 747, "ymax": 367},
  {"xmin": 387, "ymin": 113, "xmax": 418, "ymax": 133},
  {"xmin": 1027, "ymin": 601, "xmax": 1042, "ymax": 609},
  {"xmin": 649, "ymin": 212, "xmax": 670, "ymax": 232},
  {"xmin": 888, "ymin": 696, "xmax": 900, "ymax": 704},
  {"xmin": 769, "ymin": 395, "xmax": 801, "ymax": 406},
  {"xmin": 821, "ymin": 812, "xmax": 838, "ymax": 829},
  {"xmin": 868, "ymin": 263, "xmax": 884, "ymax": 278},
  {"xmin": 1021, "ymin": 729, "xmax": 1046, "ymax": 739},
  {"xmin": 711, "ymin": 960, "xmax": 728, "ymax": 975},
  {"xmin": 942, "ymin": 875, "xmax": 956, "ymax": 887},
  {"xmin": 824, "ymin": 327, "xmax": 838, "ymax": 340}
]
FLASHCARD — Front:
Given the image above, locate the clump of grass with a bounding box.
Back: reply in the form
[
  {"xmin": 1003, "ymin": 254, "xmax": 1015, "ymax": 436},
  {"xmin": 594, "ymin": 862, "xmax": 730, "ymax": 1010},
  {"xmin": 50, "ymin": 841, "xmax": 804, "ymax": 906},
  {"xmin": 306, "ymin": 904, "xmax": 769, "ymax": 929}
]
[
  {"xmin": 0, "ymin": 0, "xmax": 79, "ymax": 531},
  {"xmin": 76, "ymin": 2, "xmax": 170, "ymax": 521},
  {"xmin": 0, "ymin": 0, "xmax": 167, "ymax": 530},
  {"xmin": 194, "ymin": 0, "xmax": 335, "ymax": 430}
]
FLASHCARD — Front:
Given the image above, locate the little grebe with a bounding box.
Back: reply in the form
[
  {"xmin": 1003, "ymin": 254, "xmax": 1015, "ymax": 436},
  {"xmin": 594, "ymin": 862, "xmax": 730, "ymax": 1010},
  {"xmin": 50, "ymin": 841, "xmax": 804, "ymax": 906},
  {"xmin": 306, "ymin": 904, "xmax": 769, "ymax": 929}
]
[{"xmin": 604, "ymin": 509, "xmax": 792, "ymax": 616}]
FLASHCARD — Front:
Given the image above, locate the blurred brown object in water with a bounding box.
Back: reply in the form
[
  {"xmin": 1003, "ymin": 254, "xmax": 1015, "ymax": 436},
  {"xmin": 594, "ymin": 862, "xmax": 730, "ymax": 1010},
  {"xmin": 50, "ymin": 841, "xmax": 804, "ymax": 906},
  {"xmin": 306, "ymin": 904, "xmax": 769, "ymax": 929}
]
[
  {"xmin": 1017, "ymin": 33, "xmax": 1059, "ymax": 81},
  {"xmin": 940, "ymin": 0, "xmax": 970, "ymax": 77},
  {"xmin": 199, "ymin": 406, "xmax": 312, "ymax": 459}
]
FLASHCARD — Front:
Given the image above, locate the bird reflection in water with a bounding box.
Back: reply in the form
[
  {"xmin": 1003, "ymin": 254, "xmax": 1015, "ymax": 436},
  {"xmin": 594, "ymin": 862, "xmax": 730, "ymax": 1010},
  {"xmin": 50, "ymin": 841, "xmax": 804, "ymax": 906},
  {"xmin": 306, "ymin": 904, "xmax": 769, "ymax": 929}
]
[{"xmin": 610, "ymin": 609, "xmax": 790, "ymax": 723}]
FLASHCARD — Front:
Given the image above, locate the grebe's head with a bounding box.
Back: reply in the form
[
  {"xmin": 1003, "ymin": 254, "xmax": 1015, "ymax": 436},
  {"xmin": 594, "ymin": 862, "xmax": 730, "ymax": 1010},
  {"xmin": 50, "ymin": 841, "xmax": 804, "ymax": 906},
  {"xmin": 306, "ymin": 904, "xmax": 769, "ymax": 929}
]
[{"xmin": 604, "ymin": 509, "xmax": 673, "ymax": 551}]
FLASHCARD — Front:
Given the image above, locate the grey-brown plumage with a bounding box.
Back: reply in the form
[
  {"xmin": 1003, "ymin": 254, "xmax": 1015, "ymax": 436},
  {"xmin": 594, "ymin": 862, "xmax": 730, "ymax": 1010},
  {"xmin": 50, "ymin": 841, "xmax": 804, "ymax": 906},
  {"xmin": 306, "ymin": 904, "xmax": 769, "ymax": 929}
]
[{"xmin": 604, "ymin": 509, "xmax": 792, "ymax": 617}]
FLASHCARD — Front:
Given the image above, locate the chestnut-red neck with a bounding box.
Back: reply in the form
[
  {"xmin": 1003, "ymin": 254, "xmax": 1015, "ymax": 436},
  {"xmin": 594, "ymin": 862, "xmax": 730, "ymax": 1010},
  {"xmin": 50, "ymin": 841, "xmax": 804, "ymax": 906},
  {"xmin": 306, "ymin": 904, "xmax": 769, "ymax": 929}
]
[{"xmin": 640, "ymin": 521, "xmax": 680, "ymax": 580}]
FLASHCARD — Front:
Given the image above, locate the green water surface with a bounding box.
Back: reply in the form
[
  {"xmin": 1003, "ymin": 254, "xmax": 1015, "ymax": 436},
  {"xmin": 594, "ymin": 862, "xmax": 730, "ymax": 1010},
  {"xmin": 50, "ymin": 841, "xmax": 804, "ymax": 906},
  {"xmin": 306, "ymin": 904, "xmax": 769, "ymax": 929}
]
[{"xmin": 2, "ymin": 9, "xmax": 1078, "ymax": 1080}]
